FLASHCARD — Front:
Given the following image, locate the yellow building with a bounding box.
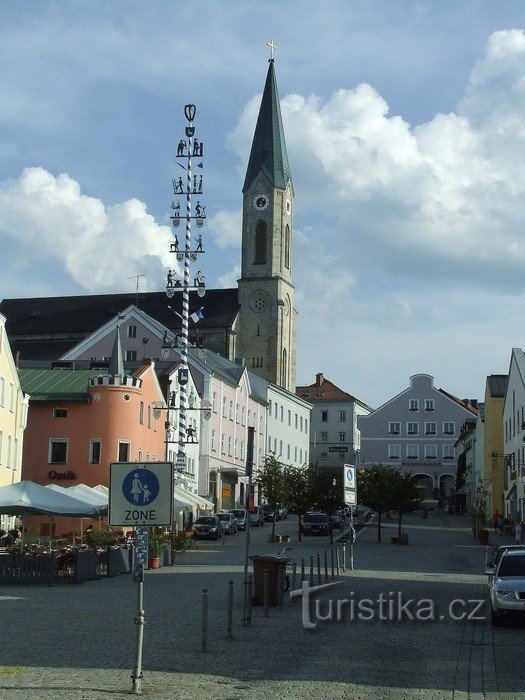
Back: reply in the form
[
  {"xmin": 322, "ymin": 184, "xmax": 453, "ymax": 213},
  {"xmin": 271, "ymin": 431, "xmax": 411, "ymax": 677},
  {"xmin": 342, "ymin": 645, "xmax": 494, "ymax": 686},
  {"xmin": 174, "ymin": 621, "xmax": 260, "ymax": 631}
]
[
  {"xmin": 483, "ymin": 375, "xmax": 508, "ymax": 517},
  {"xmin": 0, "ymin": 313, "xmax": 29, "ymax": 532}
]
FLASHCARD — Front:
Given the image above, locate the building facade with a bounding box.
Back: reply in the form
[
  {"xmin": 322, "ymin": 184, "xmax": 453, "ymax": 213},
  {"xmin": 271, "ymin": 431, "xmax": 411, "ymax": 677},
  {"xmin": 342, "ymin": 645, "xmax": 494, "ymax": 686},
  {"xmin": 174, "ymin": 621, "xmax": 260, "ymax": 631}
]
[
  {"xmin": 358, "ymin": 373, "xmax": 478, "ymax": 498},
  {"xmin": 482, "ymin": 375, "xmax": 508, "ymax": 517},
  {"xmin": 0, "ymin": 313, "xmax": 29, "ymax": 532},
  {"xmin": 296, "ymin": 373, "xmax": 372, "ymax": 475},
  {"xmin": 503, "ymin": 349, "xmax": 525, "ymax": 520}
]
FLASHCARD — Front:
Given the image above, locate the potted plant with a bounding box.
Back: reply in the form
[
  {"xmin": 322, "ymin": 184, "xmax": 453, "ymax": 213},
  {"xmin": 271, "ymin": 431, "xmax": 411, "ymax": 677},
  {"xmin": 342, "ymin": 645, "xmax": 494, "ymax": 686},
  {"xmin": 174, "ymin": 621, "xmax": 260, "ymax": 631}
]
[{"xmin": 147, "ymin": 533, "xmax": 166, "ymax": 570}]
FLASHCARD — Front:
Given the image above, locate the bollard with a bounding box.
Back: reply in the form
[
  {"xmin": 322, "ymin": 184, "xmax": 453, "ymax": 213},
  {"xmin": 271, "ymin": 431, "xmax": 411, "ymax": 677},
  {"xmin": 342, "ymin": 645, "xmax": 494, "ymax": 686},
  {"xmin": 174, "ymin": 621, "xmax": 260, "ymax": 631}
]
[
  {"xmin": 292, "ymin": 561, "xmax": 297, "ymax": 592},
  {"xmin": 342, "ymin": 543, "xmax": 346, "ymax": 572},
  {"xmin": 278, "ymin": 565, "xmax": 284, "ymax": 610},
  {"xmin": 335, "ymin": 547, "xmax": 341, "ymax": 576},
  {"xmin": 324, "ymin": 550, "xmax": 328, "ymax": 581},
  {"xmin": 201, "ymin": 587, "xmax": 208, "ymax": 652},
  {"xmin": 309, "ymin": 556, "xmax": 314, "ymax": 587},
  {"xmin": 316, "ymin": 553, "xmax": 321, "ymax": 585},
  {"xmin": 301, "ymin": 558, "xmax": 305, "ymax": 582},
  {"xmin": 227, "ymin": 580, "xmax": 233, "ymax": 639},
  {"xmin": 330, "ymin": 549, "xmax": 335, "ymax": 579},
  {"xmin": 264, "ymin": 568, "xmax": 270, "ymax": 617},
  {"xmin": 246, "ymin": 574, "xmax": 253, "ymax": 627}
]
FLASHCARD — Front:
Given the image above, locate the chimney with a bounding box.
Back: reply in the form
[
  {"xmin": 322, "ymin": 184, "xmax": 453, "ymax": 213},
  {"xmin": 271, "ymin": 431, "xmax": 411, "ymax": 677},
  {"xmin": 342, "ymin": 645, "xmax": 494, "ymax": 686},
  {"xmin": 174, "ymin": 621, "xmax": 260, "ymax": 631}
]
[
  {"xmin": 470, "ymin": 399, "xmax": 478, "ymax": 409},
  {"xmin": 316, "ymin": 372, "xmax": 324, "ymax": 387}
]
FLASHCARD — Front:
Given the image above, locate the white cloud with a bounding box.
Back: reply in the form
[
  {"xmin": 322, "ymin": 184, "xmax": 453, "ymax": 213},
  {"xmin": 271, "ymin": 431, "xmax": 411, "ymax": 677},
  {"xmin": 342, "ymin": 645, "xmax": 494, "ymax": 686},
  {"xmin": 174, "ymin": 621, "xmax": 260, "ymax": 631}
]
[
  {"xmin": 216, "ymin": 265, "xmax": 240, "ymax": 289},
  {"xmin": 0, "ymin": 167, "xmax": 175, "ymax": 297},
  {"xmin": 209, "ymin": 208, "xmax": 242, "ymax": 249}
]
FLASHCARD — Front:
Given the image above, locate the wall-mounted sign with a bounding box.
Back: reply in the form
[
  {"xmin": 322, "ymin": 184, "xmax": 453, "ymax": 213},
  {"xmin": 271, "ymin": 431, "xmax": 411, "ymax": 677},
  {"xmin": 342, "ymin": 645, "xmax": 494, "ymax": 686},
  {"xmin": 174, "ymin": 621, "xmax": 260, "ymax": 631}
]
[
  {"xmin": 329, "ymin": 446, "xmax": 348, "ymax": 453},
  {"xmin": 48, "ymin": 470, "xmax": 77, "ymax": 480}
]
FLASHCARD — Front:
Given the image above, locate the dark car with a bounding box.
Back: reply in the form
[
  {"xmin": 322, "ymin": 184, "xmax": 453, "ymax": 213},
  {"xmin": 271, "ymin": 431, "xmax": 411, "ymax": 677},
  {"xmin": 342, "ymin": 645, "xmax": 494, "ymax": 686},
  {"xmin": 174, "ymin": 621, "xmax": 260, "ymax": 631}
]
[
  {"xmin": 278, "ymin": 506, "xmax": 288, "ymax": 520},
  {"xmin": 192, "ymin": 516, "xmax": 223, "ymax": 540},
  {"xmin": 331, "ymin": 512, "xmax": 343, "ymax": 530},
  {"xmin": 261, "ymin": 504, "xmax": 278, "ymax": 522},
  {"xmin": 230, "ymin": 508, "xmax": 248, "ymax": 531},
  {"xmin": 301, "ymin": 512, "xmax": 331, "ymax": 536}
]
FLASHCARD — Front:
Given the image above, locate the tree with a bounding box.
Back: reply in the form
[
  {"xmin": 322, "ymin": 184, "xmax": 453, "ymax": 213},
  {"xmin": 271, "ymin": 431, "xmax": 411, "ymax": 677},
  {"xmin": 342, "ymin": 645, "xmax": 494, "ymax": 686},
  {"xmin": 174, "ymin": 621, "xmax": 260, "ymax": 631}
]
[
  {"xmin": 391, "ymin": 471, "xmax": 422, "ymax": 539},
  {"xmin": 283, "ymin": 465, "xmax": 311, "ymax": 542},
  {"xmin": 357, "ymin": 464, "xmax": 398, "ymax": 543},
  {"xmin": 255, "ymin": 455, "xmax": 287, "ymax": 540}
]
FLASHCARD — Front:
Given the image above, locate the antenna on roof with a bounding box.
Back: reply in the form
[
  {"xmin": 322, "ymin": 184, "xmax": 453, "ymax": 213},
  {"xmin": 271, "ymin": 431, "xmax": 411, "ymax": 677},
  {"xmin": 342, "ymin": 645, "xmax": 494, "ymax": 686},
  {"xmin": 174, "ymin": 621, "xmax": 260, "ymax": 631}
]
[{"xmin": 127, "ymin": 273, "xmax": 147, "ymax": 307}]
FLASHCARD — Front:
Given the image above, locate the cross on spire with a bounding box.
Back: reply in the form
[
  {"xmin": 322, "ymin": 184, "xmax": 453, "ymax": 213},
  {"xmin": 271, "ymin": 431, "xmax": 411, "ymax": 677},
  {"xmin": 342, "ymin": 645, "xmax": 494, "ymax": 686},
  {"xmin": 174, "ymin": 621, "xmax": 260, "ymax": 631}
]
[{"xmin": 267, "ymin": 39, "xmax": 276, "ymax": 61}]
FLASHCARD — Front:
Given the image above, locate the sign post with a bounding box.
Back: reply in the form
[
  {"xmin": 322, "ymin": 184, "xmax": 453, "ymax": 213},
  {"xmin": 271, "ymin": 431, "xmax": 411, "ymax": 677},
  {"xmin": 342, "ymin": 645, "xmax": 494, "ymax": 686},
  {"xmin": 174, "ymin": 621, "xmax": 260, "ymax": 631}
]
[
  {"xmin": 109, "ymin": 462, "xmax": 174, "ymax": 695},
  {"xmin": 242, "ymin": 427, "xmax": 255, "ymax": 626},
  {"xmin": 343, "ymin": 465, "xmax": 357, "ymax": 570}
]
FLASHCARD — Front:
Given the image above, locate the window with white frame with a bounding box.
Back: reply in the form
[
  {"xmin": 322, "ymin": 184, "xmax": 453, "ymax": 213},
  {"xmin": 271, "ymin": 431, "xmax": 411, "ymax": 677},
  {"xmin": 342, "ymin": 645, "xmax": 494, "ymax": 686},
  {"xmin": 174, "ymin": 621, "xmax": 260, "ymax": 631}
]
[
  {"xmin": 229, "ymin": 401, "xmax": 233, "ymax": 420},
  {"xmin": 279, "ymin": 440, "xmax": 283, "ymax": 456},
  {"xmin": 406, "ymin": 422, "xmax": 419, "ymax": 435},
  {"xmin": 0, "ymin": 377, "xmax": 4, "ymax": 407},
  {"xmin": 288, "ymin": 410, "xmax": 291, "ymax": 426},
  {"xmin": 339, "ymin": 432, "xmax": 346, "ymax": 442},
  {"xmin": 409, "ymin": 399, "xmax": 419, "ymax": 411},
  {"xmin": 6, "ymin": 436, "xmax": 11, "ymax": 468},
  {"xmin": 388, "ymin": 444, "xmax": 401, "ymax": 459},
  {"xmin": 89, "ymin": 439, "xmax": 101, "ymax": 464},
  {"xmin": 241, "ymin": 441, "xmax": 244, "ymax": 459},
  {"xmin": 320, "ymin": 432, "xmax": 328, "ymax": 442},
  {"xmin": 305, "ymin": 419, "xmax": 308, "ymax": 433},
  {"xmin": 406, "ymin": 444, "xmax": 419, "ymax": 459},
  {"xmin": 273, "ymin": 438, "xmax": 277, "ymax": 453},
  {"xmin": 49, "ymin": 439, "xmax": 68, "ymax": 464},
  {"xmin": 389, "ymin": 422, "xmax": 400, "ymax": 434},
  {"xmin": 321, "ymin": 410, "xmax": 328, "ymax": 422},
  {"xmin": 221, "ymin": 433, "xmax": 226, "ymax": 453},
  {"xmin": 425, "ymin": 445, "xmax": 437, "ymax": 459},
  {"xmin": 9, "ymin": 383, "xmax": 14, "ymax": 412},
  {"xmin": 294, "ymin": 446, "xmax": 298, "ymax": 461},
  {"xmin": 234, "ymin": 438, "xmax": 238, "ymax": 458},
  {"xmin": 443, "ymin": 422, "xmax": 455, "ymax": 435},
  {"xmin": 241, "ymin": 406, "xmax": 245, "ymax": 425},
  {"xmin": 281, "ymin": 406, "xmax": 284, "ymax": 422},
  {"xmin": 125, "ymin": 350, "xmax": 137, "ymax": 361},
  {"xmin": 268, "ymin": 436, "xmax": 271, "ymax": 452},
  {"xmin": 222, "ymin": 397, "xmax": 227, "ymax": 417},
  {"xmin": 211, "ymin": 430, "xmax": 216, "ymax": 452},
  {"xmin": 138, "ymin": 450, "xmax": 143, "ymax": 461},
  {"xmin": 127, "ymin": 325, "xmax": 137, "ymax": 338},
  {"xmin": 339, "ymin": 410, "xmax": 347, "ymax": 422},
  {"xmin": 287, "ymin": 444, "xmax": 290, "ymax": 459},
  {"xmin": 295, "ymin": 414, "xmax": 298, "ymax": 429},
  {"xmin": 300, "ymin": 416, "xmax": 303, "ymax": 431},
  {"xmin": 0, "ymin": 431, "xmax": 3, "ymax": 463},
  {"xmin": 425, "ymin": 422, "xmax": 437, "ymax": 435},
  {"xmin": 443, "ymin": 445, "xmax": 454, "ymax": 460},
  {"xmin": 212, "ymin": 392, "xmax": 217, "ymax": 412},
  {"xmin": 425, "ymin": 399, "xmax": 435, "ymax": 411}
]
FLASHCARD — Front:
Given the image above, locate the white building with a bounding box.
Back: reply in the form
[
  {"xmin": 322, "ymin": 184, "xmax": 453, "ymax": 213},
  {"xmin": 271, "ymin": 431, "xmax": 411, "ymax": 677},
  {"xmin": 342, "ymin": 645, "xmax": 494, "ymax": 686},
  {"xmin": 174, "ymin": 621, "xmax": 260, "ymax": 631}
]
[{"xmin": 503, "ymin": 348, "xmax": 525, "ymax": 519}]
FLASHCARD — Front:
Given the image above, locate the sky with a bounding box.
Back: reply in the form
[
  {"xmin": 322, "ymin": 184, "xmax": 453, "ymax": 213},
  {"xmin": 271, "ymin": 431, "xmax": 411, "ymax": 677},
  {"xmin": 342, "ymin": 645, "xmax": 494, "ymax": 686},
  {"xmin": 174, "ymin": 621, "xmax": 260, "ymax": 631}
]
[{"xmin": 1, "ymin": 0, "xmax": 525, "ymax": 408}]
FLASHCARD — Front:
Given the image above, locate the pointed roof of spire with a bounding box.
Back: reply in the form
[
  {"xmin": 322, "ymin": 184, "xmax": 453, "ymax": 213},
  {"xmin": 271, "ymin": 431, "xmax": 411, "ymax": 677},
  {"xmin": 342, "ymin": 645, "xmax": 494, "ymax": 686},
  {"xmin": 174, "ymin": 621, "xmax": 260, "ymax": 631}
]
[
  {"xmin": 242, "ymin": 60, "xmax": 292, "ymax": 193},
  {"xmin": 108, "ymin": 325, "xmax": 124, "ymax": 380}
]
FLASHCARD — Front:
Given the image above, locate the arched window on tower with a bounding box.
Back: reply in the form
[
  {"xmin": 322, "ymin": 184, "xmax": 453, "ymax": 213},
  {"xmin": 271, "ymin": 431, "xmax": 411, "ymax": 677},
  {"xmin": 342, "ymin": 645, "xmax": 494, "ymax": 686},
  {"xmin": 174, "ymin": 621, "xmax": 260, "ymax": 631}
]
[
  {"xmin": 281, "ymin": 348, "xmax": 288, "ymax": 387},
  {"xmin": 284, "ymin": 224, "xmax": 290, "ymax": 269},
  {"xmin": 254, "ymin": 220, "xmax": 267, "ymax": 264}
]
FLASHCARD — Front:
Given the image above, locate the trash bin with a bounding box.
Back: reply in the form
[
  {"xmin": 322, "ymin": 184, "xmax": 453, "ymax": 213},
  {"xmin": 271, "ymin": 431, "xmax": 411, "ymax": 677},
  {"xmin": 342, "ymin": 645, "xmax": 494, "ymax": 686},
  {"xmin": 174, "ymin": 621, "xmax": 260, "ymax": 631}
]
[{"xmin": 249, "ymin": 555, "xmax": 287, "ymax": 607}]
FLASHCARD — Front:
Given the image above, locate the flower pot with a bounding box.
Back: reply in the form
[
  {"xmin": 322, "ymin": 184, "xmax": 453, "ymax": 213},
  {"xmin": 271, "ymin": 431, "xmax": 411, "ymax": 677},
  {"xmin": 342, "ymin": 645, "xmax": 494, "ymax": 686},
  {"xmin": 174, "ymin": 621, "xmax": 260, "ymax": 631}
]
[{"xmin": 147, "ymin": 556, "xmax": 160, "ymax": 570}]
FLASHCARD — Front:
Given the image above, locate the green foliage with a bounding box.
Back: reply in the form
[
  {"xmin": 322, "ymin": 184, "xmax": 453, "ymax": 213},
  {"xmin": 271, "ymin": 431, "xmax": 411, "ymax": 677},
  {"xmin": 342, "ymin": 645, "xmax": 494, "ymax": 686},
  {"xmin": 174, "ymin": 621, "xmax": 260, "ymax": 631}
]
[
  {"xmin": 85, "ymin": 527, "xmax": 120, "ymax": 548},
  {"xmin": 147, "ymin": 532, "xmax": 168, "ymax": 557},
  {"xmin": 358, "ymin": 464, "xmax": 411, "ymax": 543},
  {"xmin": 391, "ymin": 470, "xmax": 423, "ymax": 538},
  {"xmin": 256, "ymin": 455, "xmax": 290, "ymax": 538},
  {"xmin": 167, "ymin": 531, "xmax": 191, "ymax": 553}
]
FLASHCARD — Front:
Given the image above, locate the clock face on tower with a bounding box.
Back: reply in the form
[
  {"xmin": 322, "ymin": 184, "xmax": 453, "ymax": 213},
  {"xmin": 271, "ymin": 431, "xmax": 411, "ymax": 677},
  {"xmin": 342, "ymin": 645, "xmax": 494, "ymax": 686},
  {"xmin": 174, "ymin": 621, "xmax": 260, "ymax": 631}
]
[
  {"xmin": 250, "ymin": 291, "xmax": 269, "ymax": 313},
  {"xmin": 285, "ymin": 198, "xmax": 291, "ymax": 215},
  {"xmin": 253, "ymin": 194, "xmax": 269, "ymax": 211}
]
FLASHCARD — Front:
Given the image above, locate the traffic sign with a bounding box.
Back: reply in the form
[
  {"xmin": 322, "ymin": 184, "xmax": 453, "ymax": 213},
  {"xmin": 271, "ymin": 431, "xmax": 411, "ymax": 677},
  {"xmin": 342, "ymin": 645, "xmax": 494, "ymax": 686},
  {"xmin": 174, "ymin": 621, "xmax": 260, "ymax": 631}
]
[
  {"xmin": 343, "ymin": 464, "xmax": 357, "ymax": 507},
  {"xmin": 109, "ymin": 462, "xmax": 174, "ymax": 527}
]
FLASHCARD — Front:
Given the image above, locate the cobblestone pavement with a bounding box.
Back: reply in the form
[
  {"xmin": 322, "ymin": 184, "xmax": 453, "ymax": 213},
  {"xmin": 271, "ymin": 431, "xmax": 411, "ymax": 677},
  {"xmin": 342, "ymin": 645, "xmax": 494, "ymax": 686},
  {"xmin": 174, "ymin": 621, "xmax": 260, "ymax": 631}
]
[{"xmin": 1, "ymin": 511, "xmax": 524, "ymax": 699}]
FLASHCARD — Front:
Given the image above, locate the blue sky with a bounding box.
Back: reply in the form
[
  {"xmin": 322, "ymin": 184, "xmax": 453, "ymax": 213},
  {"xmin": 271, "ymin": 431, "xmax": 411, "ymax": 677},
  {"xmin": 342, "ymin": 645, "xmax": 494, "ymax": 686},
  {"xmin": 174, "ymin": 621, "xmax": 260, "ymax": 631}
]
[{"xmin": 2, "ymin": 1, "xmax": 525, "ymax": 407}]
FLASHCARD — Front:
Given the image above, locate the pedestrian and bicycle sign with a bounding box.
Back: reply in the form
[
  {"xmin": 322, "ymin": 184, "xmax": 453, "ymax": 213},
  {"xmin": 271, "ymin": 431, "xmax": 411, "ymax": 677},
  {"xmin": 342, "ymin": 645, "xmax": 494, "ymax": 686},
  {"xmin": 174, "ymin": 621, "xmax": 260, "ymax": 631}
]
[
  {"xmin": 343, "ymin": 464, "xmax": 357, "ymax": 507},
  {"xmin": 109, "ymin": 462, "xmax": 174, "ymax": 526}
]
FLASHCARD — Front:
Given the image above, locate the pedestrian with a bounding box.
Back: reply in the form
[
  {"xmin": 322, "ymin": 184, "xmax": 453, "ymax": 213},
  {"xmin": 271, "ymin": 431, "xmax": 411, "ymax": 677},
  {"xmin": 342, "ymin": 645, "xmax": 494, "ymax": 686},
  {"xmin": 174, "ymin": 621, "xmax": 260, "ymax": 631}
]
[
  {"xmin": 497, "ymin": 515, "xmax": 505, "ymax": 535},
  {"xmin": 4, "ymin": 529, "xmax": 15, "ymax": 546},
  {"xmin": 492, "ymin": 510, "xmax": 500, "ymax": 531},
  {"xmin": 515, "ymin": 519, "xmax": 523, "ymax": 544}
]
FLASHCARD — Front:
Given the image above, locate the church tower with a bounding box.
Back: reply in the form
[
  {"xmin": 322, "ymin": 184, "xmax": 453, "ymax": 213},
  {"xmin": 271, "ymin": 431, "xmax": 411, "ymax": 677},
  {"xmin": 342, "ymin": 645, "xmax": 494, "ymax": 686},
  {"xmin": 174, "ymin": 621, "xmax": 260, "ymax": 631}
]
[{"xmin": 236, "ymin": 56, "xmax": 296, "ymax": 392}]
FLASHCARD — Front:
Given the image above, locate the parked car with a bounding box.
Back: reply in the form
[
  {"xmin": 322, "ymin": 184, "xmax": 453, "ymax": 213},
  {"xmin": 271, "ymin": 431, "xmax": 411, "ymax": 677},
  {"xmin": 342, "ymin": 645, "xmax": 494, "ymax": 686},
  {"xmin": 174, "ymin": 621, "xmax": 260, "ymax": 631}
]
[
  {"xmin": 216, "ymin": 512, "xmax": 238, "ymax": 535},
  {"xmin": 331, "ymin": 512, "xmax": 343, "ymax": 530},
  {"xmin": 192, "ymin": 516, "xmax": 223, "ymax": 540},
  {"xmin": 486, "ymin": 544, "xmax": 525, "ymax": 574},
  {"xmin": 489, "ymin": 549, "xmax": 525, "ymax": 624},
  {"xmin": 261, "ymin": 504, "xmax": 278, "ymax": 522},
  {"xmin": 278, "ymin": 506, "xmax": 288, "ymax": 520},
  {"xmin": 230, "ymin": 508, "xmax": 248, "ymax": 531},
  {"xmin": 301, "ymin": 512, "xmax": 331, "ymax": 536},
  {"xmin": 249, "ymin": 506, "xmax": 265, "ymax": 527}
]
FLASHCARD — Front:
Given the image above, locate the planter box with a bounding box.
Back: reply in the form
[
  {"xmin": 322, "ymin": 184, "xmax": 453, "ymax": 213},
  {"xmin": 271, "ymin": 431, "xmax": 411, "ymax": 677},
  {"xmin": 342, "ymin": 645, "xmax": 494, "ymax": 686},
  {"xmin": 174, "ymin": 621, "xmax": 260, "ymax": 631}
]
[{"xmin": 267, "ymin": 534, "xmax": 291, "ymax": 543}]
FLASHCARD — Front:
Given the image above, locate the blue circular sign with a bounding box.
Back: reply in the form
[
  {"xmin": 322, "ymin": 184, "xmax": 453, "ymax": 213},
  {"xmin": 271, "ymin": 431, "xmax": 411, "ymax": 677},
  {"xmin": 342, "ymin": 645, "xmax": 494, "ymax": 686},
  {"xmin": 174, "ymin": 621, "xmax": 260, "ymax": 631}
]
[
  {"xmin": 122, "ymin": 469, "xmax": 160, "ymax": 506},
  {"xmin": 346, "ymin": 468, "xmax": 354, "ymax": 484}
]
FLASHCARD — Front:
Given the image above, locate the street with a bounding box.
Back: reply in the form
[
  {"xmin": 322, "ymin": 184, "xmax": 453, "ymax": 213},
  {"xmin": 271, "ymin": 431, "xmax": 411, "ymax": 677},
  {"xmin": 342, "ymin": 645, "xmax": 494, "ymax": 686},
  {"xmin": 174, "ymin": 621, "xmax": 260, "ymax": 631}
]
[{"xmin": 1, "ymin": 511, "xmax": 524, "ymax": 699}]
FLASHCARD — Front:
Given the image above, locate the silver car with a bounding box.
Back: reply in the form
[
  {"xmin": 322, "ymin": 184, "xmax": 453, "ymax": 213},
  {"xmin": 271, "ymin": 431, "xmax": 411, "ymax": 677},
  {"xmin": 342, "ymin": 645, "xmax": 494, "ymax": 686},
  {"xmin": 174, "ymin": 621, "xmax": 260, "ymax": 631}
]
[
  {"xmin": 489, "ymin": 550, "xmax": 525, "ymax": 624},
  {"xmin": 230, "ymin": 508, "xmax": 247, "ymax": 531},
  {"xmin": 216, "ymin": 512, "xmax": 238, "ymax": 535}
]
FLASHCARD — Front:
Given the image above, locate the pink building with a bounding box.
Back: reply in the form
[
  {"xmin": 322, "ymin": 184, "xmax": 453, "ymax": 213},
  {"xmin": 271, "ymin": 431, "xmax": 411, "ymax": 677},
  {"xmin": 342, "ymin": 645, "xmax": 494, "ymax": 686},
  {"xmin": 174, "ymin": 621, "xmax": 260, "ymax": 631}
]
[{"xmin": 19, "ymin": 329, "xmax": 166, "ymax": 535}]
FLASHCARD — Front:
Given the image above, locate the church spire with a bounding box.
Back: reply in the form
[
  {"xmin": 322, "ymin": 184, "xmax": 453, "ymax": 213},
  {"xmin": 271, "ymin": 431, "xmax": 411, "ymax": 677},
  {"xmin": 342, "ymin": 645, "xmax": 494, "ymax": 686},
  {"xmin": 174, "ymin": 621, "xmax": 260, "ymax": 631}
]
[{"xmin": 242, "ymin": 59, "xmax": 292, "ymax": 193}]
